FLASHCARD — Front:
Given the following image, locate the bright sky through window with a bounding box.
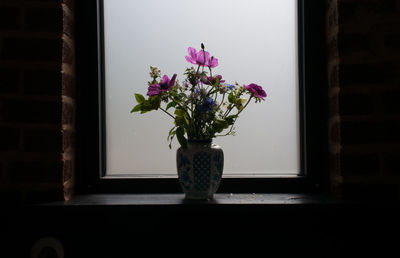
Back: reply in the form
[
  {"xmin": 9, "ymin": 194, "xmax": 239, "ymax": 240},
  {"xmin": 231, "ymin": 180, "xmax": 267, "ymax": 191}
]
[{"xmin": 103, "ymin": 0, "xmax": 300, "ymax": 176}]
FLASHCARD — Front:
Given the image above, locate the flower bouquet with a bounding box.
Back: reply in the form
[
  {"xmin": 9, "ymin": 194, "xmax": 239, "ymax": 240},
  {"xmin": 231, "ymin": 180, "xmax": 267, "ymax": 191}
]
[
  {"xmin": 131, "ymin": 44, "xmax": 266, "ymax": 199},
  {"xmin": 131, "ymin": 43, "xmax": 266, "ymax": 148}
]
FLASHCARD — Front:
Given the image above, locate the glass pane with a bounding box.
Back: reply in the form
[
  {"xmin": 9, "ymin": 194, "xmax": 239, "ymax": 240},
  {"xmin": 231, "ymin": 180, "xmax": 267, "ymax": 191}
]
[{"xmin": 103, "ymin": 0, "xmax": 300, "ymax": 176}]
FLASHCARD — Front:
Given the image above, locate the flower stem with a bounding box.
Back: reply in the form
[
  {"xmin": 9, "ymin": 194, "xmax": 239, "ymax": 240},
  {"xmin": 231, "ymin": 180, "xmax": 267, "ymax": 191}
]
[
  {"xmin": 159, "ymin": 107, "xmax": 175, "ymax": 120},
  {"xmin": 236, "ymin": 96, "xmax": 253, "ymax": 117},
  {"xmin": 216, "ymin": 92, "xmax": 225, "ymax": 112}
]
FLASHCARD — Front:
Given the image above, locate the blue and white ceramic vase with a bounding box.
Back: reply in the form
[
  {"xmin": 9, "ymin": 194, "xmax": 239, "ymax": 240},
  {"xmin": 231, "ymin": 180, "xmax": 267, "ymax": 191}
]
[{"xmin": 176, "ymin": 139, "xmax": 224, "ymax": 199}]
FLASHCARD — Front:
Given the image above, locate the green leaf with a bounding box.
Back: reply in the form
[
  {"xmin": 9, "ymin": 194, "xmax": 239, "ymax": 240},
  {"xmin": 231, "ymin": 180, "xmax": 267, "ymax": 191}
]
[
  {"xmin": 228, "ymin": 92, "xmax": 237, "ymax": 104},
  {"xmin": 213, "ymin": 119, "xmax": 229, "ymax": 133},
  {"xmin": 166, "ymin": 102, "xmax": 177, "ymax": 110},
  {"xmin": 225, "ymin": 115, "xmax": 238, "ymax": 124},
  {"xmin": 134, "ymin": 93, "xmax": 145, "ymax": 104},
  {"xmin": 149, "ymin": 96, "xmax": 161, "ymax": 110},
  {"xmin": 184, "ymin": 113, "xmax": 191, "ymax": 126},
  {"xmin": 130, "ymin": 104, "xmax": 142, "ymax": 113},
  {"xmin": 176, "ymin": 127, "xmax": 187, "ymax": 148},
  {"xmin": 167, "ymin": 126, "xmax": 176, "ymax": 140},
  {"xmin": 140, "ymin": 100, "xmax": 153, "ymax": 112},
  {"xmin": 174, "ymin": 108, "xmax": 185, "ymax": 117},
  {"xmin": 175, "ymin": 116, "xmax": 185, "ymax": 127}
]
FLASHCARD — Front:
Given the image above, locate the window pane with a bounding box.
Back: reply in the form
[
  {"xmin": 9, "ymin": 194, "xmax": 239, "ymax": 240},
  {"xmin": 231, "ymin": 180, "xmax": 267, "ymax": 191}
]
[{"xmin": 103, "ymin": 0, "xmax": 300, "ymax": 176}]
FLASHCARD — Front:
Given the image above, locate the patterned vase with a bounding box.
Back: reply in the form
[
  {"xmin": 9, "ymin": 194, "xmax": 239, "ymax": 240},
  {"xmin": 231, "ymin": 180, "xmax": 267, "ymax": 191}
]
[{"xmin": 176, "ymin": 139, "xmax": 224, "ymax": 199}]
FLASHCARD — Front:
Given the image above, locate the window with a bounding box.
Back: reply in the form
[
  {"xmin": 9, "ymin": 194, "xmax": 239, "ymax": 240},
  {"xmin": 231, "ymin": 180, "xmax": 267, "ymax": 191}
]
[{"xmin": 75, "ymin": 0, "xmax": 328, "ymax": 193}]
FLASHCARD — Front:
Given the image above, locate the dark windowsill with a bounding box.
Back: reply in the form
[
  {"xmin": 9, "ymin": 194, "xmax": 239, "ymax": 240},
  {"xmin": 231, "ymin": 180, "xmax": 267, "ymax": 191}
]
[
  {"xmin": 3, "ymin": 193, "xmax": 400, "ymax": 257},
  {"xmin": 48, "ymin": 193, "xmax": 343, "ymax": 206},
  {"xmin": 39, "ymin": 193, "xmax": 400, "ymax": 209}
]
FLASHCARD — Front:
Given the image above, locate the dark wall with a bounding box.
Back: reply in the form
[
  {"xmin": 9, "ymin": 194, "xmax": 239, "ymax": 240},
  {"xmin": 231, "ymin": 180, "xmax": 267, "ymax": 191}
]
[
  {"xmin": 1, "ymin": 1, "xmax": 400, "ymax": 257},
  {"xmin": 338, "ymin": 0, "xmax": 400, "ymax": 199},
  {"xmin": 0, "ymin": 0, "xmax": 400, "ymax": 201},
  {"xmin": 0, "ymin": 0, "xmax": 64, "ymax": 202}
]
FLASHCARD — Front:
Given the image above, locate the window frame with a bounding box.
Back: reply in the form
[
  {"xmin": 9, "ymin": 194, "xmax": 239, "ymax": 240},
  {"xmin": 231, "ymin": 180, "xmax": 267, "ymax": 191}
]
[{"xmin": 75, "ymin": 0, "xmax": 328, "ymax": 194}]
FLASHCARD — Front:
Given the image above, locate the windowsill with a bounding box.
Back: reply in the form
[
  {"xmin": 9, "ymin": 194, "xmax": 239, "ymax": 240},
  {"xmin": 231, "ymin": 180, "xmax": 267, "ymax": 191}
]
[
  {"xmin": 51, "ymin": 193, "xmax": 341, "ymax": 206},
  {"xmin": 38, "ymin": 193, "xmax": 400, "ymax": 208},
  {"xmin": 3, "ymin": 193, "xmax": 399, "ymax": 257}
]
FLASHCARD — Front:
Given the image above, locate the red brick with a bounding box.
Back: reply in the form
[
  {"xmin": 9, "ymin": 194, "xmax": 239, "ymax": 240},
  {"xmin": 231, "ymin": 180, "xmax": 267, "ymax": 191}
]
[
  {"xmin": 340, "ymin": 93, "xmax": 374, "ymax": 116},
  {"xmin": 338, "ymin": 34, "xmax": 371, "ymax": 54},
  {"xmin": 330, "ymin": 122, "xmax": 341, "ymax": 144},
  {"xmin": 0, "ymin": 7, "xmax": 21, "ymax": 30},
  {"xmin": 0, "ymin": 68, "xmax": 20, "ymax": 93},
  {"xmin": 61, "ymin": 102, "xmax": 74, "ymax": 125},
  {"xmin": 328, "ymin": 65, "xmax": 339, "ymax": 89},
  {"xmin": 62, "ymin": 129, "xmax": 74, "ymax": 152},
  {"xmin": 381, "ymin": 91, "xmax": 400, "ymax": 114},
  {"xmin": 26, "ymin": 189, "xmax": 64, "ymax": 203},
  {"xmin": 62, "ymin": 0, "xmax": 74, "ymax": 9},
  {"xmin": 24, "ymin": 69, "xmax": 61, "ymax": 95},
  {"xmin": 1, "ymin": 99, "xmax": 61, "ymax": 124},
  {"xmin": 24, "ymin": 128, "xmax": 61, "ymax": 152},
  {"xmin": 0, "ymin": 127, "xmax": 20, "ymax": 151},
  {"xmin": 385, "ymin": 34, "xmax": 400, "ymax": 49},
  {"xmin": 341, "ymin": 121, "xmax": 380, "ymax": 144},
  {"xmin": 62, "ymin": 40, "xmax": 74, "ymax": 65},
  {"xmin": 338, "ymin": 2, "xmax": 357, "ymax": 23},
  {"xmin": 339, "ymin": 63, "xmax": 397, "ymax": 86},
  {"xmin": 383, "ymin": 152, "xmax": 400, "ymax": 175},
  {"xmin": 341, "ymin": 153, "xmax": 380, "ymax": 175},
  {"xmin": 0, "ymin": 37, "xmax": 62, "ymax": 61},
  {"xmin": 342, "ymin": 183, "xmax": 398, "ymax": 200},
  {"xmin": 62, "ymin": 5, "xmax": 74, "ymax": 38},
  {"xmin": 25, "ymin": 7, "xmax": 62, "ymax": 33},
  {"xmin": 8, "ymin": 160, "xmax": 61, "ymax": 183},
  {"xmin": 61, "ymin": 72, "xmax": 75, "ymax": 98},
  {"xmin": 0, "ymin": 162, "xmax": 4, "ymax": 180},
  {"xmin": 62, "ymin": 159, "xmax": 73, "ymax": 182}
]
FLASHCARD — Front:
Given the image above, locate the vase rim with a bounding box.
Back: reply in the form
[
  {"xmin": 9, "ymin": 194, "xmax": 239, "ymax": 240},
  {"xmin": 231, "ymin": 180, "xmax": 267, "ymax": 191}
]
[{"xmin": 187, "ymin": 138, "xmax": 212, "ymax": 143}]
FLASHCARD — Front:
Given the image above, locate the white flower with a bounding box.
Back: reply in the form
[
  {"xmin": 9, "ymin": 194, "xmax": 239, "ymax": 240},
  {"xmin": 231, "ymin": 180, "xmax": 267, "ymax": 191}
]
[
  {"xmin": 219, "ymin": 84, "xmax": 229, "ymax": 93},
  {"xmin": 149, "ymin": 66, "xmax": 161, "ymax": 78}
]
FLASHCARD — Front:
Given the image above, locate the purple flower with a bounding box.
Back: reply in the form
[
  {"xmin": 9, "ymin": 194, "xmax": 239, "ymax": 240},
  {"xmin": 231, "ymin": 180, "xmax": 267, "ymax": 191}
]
[
  {"xmin": 198, "ymin": 97, "xmax": 216, "ymax": 112},
  {"xmin": 147, "ymin": 74, "xmax": 177, "ymax": 96},
  {"xmin": 202, "ymin": 75, "xmax": 225, "ymax": 86},
  {"xmin": 226, "ymin": 84, "xmax": 235, "ymax": 90},
  {"xmin": 185, "ymin": 47, "xmax": 219, "ymax": 68},
  {"xmin": 244, "ymin": 83, "xmax": 267, "ymax": 100},
  {"xmin": 207, "ymin": 56, "xmax": 219, "ymax": 68}
]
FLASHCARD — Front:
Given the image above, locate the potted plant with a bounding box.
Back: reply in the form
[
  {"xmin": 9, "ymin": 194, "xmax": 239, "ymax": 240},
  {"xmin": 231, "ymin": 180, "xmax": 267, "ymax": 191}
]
[{"xmin": 131, "ymin": 44, "xmax": 266, "ymax": 199}]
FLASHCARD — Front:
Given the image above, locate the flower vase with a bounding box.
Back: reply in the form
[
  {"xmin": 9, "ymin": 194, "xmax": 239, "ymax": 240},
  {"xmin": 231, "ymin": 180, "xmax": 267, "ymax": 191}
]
[{"xmin": 176, "ymin": 139, "xmax": 224, "ymax": 199}]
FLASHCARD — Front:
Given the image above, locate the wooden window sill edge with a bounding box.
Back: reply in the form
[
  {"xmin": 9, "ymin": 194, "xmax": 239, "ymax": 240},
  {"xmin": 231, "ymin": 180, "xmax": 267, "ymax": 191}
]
[{"xmin": 38, "ymin": 193, "xmax": 398, "ymax": 207}]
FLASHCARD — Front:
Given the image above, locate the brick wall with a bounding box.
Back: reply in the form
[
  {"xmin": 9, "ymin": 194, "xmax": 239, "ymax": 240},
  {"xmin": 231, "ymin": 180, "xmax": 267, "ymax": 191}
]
[
  {"xmin": 61, "ymin": 0, "xmax": 75, "ymax": 201},
  {"xmin": 1, "ymin": 0, "xmax": 399, "ymax": 202},
  {"xmin": 338, "ymin": 0, "xmax": 400, "ymax": 199},
  {"xmin": 326, "ymin": 0, "xmax": 342, "ymax": 198},
  {"xmin": 0, "ymin": 0, "xmax": 65, "ymax": 202}
]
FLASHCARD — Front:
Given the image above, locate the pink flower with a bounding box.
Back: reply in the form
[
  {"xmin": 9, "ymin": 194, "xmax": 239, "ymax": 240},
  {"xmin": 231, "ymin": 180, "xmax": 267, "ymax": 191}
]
[
  {"xmin": 202, "ymin": 75, "xmax": 225, "ymax": 86},
  {"xmin": 185, "ymin": 47, "xmax": 219, "ymax": 68},
  {"xmin": 206, "ymin": 56, "xmax": 218, "ymax": 68},
  {"xmin": 244, "ymin": 83, "xmax": 267, "ymax": 100},
  {"xmin": 147, "ymin": 74, "xmax": 177, "ymax": 96}
]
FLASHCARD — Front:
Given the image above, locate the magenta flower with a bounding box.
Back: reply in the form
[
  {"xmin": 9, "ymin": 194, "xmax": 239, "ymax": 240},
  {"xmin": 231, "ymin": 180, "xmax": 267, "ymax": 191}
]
[
  {"xmin": 147, "ymin": 74, "xmax": 177, "ymax": 96},
  {"xmin": 244, "ymin": 83, "xmax": 267, "ymax": 100},
  {"xmin": 207, "ymin": 56, "xmax": 218, "ymax": 68},
  {"xmin": 185, "ymin": 47, "xmax": 218, "ymax": 68},
  {"xmin": 202, "ymin": 75, "xmax": 225, "ymax": 86}
]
